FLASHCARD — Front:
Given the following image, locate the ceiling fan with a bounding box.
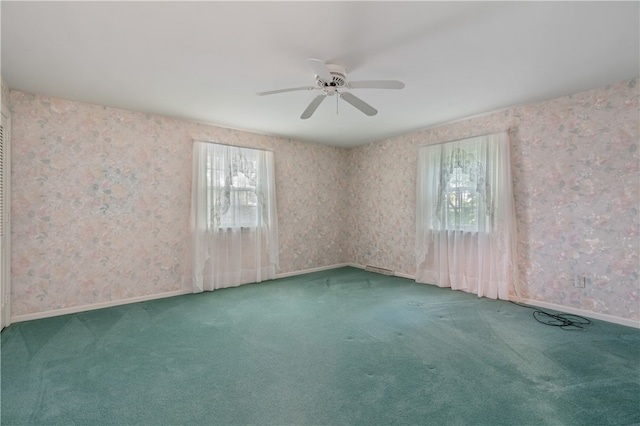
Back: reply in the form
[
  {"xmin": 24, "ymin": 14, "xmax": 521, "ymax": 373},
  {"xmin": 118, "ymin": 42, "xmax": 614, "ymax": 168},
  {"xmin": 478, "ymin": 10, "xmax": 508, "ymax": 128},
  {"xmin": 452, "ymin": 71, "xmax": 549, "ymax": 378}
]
[{"xmin": 256, "ymin": 58, "xmax": 405, "ymax": 119}]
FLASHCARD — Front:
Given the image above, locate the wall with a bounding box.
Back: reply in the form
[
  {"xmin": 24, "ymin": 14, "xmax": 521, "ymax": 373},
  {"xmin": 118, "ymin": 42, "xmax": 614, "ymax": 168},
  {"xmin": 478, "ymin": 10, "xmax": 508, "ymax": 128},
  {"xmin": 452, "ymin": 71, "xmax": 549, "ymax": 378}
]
[
  {"xmin": 10, "ymin": 78, "xmax": 640, "ymax": 322},
  {"xmin": 10, "ymin": 91, "xmax": 348, "ymax": 316},
  {"xmin": 347, "ymin": 78, "xmax": 639, "ymax": 321},
  {"xmin": 1, "ymin": 78, "xmax": 10, "ymax": 109}
]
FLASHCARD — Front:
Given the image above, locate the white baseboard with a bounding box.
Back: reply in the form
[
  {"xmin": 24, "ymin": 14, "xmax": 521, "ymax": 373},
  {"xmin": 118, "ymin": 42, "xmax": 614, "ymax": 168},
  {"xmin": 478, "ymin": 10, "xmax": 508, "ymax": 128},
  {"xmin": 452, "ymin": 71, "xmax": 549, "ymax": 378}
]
[
  {"xmin": 275, "ymin": 263, "xmax": 350, "ymax": 279},
  {"xmin": 10, "ymin": 289, "xmax": 192, "ymax": 324},
  {"xmin": 394, "ymin": 271, "xmax": 417, "ymax": 280},
  {"xmin": 11, "ymin": 265, "xmax": 353, "ymax": 323},
  {"xmin": 350, "ymin": 263, "xmax": 638, "ymax": 328},
  {"xmin": 516, "ymin": 298, "xmax": 640, "ymax": 329},
  {"xmin": 346, "ymin": 262, "xmax": 365, "ymax": 270},
  {"xmin": 11, "ymin": 267, "xmax": 638, "ymax": 330},
  {"xmin": 347, "ymin": 263, "xmax": 416, "ymax": 280}
]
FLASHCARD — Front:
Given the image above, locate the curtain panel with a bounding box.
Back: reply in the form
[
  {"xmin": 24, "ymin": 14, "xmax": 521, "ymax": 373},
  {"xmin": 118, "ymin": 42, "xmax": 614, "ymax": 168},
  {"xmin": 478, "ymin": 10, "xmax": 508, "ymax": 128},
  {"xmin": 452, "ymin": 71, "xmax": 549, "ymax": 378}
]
[
  {"xmin": 191, "ymin": 142, "xmax": 278, "ymax": 292},
  {"xmin": 415, "ymin": 132, "xmax": 519, "ymax": 300}
]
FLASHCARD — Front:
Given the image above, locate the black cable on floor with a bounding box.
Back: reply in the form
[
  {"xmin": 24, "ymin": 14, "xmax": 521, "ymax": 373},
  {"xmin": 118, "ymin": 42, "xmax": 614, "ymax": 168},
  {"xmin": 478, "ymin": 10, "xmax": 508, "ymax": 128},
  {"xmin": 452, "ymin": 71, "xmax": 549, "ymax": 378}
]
[{"xmin": 510, "ymin": 301, "xmax": 592, "ymax": 330}]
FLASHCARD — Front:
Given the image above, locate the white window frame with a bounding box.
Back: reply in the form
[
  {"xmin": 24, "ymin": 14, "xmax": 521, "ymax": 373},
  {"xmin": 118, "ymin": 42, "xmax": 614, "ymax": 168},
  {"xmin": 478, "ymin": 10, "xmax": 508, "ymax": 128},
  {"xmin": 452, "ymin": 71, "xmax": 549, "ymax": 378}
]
[{"xmin": 205, "ymin": 152, "xmax": 260, "ymax": 231}]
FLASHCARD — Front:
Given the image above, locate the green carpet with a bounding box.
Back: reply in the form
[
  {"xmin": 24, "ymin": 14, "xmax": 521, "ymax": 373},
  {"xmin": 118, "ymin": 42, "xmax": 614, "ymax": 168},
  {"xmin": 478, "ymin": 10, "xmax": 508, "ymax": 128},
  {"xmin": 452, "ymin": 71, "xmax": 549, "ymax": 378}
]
[{"xmin": 2, "ymin": 267, "xmax": 639, "ymax": 425}]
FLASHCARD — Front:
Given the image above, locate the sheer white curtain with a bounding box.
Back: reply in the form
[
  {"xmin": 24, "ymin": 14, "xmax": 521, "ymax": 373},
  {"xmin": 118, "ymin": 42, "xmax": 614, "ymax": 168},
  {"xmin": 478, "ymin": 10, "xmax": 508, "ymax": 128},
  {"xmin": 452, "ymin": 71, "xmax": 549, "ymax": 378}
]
[
  {"xmin": 191, "ymin": 142, "xmax": 278, "ymax": 292},
  {"xmin": 415, "ymin": 132, "xmax": 518, "ymax": 300}
]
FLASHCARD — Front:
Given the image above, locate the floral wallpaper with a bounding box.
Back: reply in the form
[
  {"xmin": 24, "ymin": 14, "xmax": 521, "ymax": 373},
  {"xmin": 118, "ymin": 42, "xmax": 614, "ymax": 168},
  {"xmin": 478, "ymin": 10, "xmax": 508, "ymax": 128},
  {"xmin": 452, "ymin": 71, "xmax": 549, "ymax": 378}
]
[
  {"xmin": 8, "ymin": 78, "xmax": 639, "ymax": 322},
  {"xmin": 347, "ymin": 78, "xmax": 639, "ymax": 321},
  {"xmin": 10, "ymin": 91, "xmax": 348, "ymax": 316}
]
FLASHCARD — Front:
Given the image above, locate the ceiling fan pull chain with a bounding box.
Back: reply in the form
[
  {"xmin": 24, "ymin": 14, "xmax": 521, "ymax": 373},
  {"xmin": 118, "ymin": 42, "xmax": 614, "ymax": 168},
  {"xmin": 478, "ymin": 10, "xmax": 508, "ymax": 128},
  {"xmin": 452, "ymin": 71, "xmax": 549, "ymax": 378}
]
[{"xmin": 336, "ymin": 94, "xmax": 339, "ymax": 115}]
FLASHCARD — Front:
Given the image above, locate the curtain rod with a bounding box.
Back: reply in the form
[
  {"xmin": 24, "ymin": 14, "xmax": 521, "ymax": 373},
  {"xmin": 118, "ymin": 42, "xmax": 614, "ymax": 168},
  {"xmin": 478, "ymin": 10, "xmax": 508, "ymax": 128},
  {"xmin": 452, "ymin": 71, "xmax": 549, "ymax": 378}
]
[
  {"xmin": 418, "ymin": 130, "xmax": 508, "ymax": 148},
  {"xmin": 192, "ymin": 139, "xmax": 274, "ymax": 153}
]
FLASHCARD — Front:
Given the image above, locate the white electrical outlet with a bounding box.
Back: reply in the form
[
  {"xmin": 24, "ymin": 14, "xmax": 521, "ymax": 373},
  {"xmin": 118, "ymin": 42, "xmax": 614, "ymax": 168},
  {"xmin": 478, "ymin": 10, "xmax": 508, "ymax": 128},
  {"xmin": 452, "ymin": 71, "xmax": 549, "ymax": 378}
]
[{"xmin": 573, "ymin": 274, "xmax": 587, "ymax": 288}]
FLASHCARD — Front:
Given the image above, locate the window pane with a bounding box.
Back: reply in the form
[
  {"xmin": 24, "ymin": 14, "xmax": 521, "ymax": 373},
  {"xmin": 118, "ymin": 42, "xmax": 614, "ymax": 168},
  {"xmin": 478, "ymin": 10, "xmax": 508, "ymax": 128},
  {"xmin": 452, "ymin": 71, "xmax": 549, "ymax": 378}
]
[
  {"xmin": 444, "ymin": 152, "xmax": 481, "ymax": 230},
  {"xmin": 446, "ymin": 187, "xmax": 478, "ymax": 228},
  {"xmin": 205, "ymin": 147, "xmax": 262, "ymax": 229},
  {"xmin": 218, "ymin": 188, "xmax": 258, "ymax": 228}
]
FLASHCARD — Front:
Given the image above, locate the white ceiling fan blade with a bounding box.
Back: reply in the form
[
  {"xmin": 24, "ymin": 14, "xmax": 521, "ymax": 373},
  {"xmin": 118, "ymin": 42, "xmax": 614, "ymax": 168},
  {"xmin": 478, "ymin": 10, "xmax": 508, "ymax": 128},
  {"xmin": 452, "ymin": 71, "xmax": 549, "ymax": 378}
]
[
  {"xmin": 300, "ymin": 94, "xmax": 326, "ymax": 119},
  {"xmin": 307, "ymin": 58, "xmax": 332, "ymax": 82},
  {"xmin": 347, "ymin": 80, "xmax": 405, "ymax": 89},
  {"xmin": 256, "ymin": 86, "xmax": 316, "ymax": 96},
  {"xmin": 340, "ymin": 92, "xmax": 378, "ymax": 116}
]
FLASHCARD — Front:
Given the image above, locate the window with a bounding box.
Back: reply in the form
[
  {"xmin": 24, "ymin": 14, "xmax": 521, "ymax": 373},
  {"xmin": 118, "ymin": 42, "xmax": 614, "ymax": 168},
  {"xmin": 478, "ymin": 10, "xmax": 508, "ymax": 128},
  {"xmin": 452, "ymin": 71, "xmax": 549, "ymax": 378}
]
[
  {"xmin": 206, "ymin": 148, "xmax": 260, "ymax": 229},
  {"xmin": 415, "ymin": 132, "xmax": 518, "ymax": 300},
  {"xmin": 438, "ymin": 147, "xmax": 490, "ymax": 231},
  {"xmin": 191, "ymin": 141, "xmax": 278, "ymax": 292}
]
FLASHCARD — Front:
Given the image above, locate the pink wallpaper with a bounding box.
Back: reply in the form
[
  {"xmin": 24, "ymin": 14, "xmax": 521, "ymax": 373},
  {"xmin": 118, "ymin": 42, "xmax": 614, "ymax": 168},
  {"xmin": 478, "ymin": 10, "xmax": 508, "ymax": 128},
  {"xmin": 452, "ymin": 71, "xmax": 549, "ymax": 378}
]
[
  {"xmin": 8, "ymin": 78, "xmax": 639, "ymax": 322},
  {"xmin": 347, "ymin": 79, "xmax": 639, "ymax": 321},
  {"xmin": 10, "ymin": 92, "xmax": 349, "ymax": 316}
]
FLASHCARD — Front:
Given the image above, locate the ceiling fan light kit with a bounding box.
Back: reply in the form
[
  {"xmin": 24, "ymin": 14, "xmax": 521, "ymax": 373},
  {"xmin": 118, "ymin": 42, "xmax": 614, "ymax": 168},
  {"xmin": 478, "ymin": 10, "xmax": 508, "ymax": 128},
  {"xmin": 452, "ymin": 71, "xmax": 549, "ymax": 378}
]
[{"xmin": 257, "ymin": 58, "xmax": 404, "ymax": 119}]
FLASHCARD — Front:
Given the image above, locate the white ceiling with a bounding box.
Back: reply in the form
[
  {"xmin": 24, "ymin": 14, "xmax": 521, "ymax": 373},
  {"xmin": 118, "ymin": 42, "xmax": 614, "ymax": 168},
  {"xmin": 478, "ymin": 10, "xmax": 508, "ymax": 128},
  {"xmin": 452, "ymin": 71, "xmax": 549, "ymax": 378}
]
[{"xmin": 2, "ymin": 1, "xmax": 638, "ymax": 148}]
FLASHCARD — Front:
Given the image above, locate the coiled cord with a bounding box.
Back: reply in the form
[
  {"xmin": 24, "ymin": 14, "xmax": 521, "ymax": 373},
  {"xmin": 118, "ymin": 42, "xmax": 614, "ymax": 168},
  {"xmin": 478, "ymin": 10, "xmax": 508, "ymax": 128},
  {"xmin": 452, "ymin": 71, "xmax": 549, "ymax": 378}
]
[{"xmin": 510, "ymin": 302, "xmax": 592, "ymax": 330}]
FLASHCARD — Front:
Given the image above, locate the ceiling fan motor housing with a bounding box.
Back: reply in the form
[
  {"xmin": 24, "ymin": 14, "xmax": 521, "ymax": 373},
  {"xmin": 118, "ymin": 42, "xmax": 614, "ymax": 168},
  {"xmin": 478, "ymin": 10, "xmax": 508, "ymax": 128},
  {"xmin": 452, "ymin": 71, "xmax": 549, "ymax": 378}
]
[
  {"xmin": 257, "ymin": 58, "xmax": 403, "ymax": 118},
  {"xmin": 317, "ymin": 63, "xmax": 347, "ymax": 88}
]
